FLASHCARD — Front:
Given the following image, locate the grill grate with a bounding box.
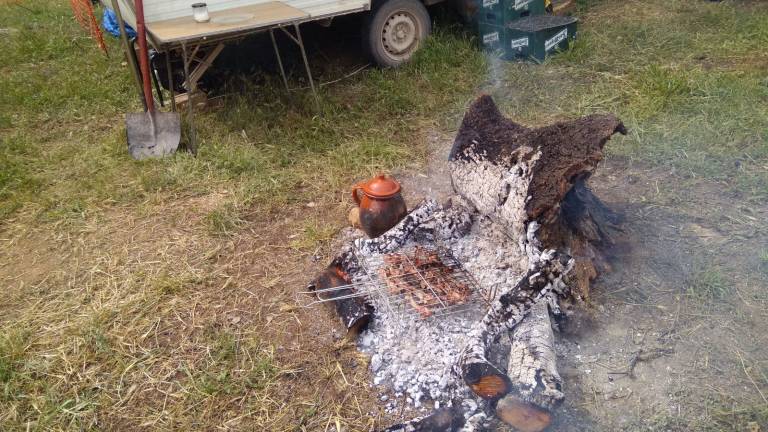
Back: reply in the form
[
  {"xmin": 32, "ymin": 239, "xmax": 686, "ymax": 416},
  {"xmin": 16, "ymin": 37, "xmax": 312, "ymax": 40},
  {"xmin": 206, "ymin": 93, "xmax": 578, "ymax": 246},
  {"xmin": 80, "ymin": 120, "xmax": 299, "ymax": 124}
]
[{"xmin": 303, "ymin": 243, "xmax": 490, "ymax": 322}]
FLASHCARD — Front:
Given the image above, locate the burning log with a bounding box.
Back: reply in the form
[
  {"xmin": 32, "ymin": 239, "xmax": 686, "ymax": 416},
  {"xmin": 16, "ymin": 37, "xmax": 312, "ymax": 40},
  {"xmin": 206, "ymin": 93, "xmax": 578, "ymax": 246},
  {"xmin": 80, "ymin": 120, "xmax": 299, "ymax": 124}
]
[
  {"xmin": 456, "ymin": 243, "xmax": 573, "ymax": 402},
  {"xmin": 355, "ymin": 199, "xmax": 441, "ymax": 255},
  {"xmin": 307, "ymin": 260, "xmax": 373, "ymax": 335},
  {"xmin": 380, "ymin": 406, "xmax": 465, "ymax": 432},
  {"xmin": 495, "ymin": 300, "xmax": 562, "ymax": 432},
  {"xmin": 355, "ymin": 197, "xmax": 475, "ymax": 254}
]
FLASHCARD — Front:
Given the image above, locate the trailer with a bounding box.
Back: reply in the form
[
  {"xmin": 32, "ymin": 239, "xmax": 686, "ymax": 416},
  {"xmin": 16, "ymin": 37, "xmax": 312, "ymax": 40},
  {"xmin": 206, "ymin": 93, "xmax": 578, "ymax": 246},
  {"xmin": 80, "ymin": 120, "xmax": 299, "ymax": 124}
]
[{"xmin": 109, "ymin": 0, "xmax": 436, "ymax": 107}]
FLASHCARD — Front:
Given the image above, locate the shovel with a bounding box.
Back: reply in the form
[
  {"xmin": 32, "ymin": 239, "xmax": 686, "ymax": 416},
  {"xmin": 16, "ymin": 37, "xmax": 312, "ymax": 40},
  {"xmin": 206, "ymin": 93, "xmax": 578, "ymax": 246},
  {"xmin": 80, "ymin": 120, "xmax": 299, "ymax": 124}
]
[{"xmin": 126, "ymin": 0, "xmax": 180, "ymax": 159}]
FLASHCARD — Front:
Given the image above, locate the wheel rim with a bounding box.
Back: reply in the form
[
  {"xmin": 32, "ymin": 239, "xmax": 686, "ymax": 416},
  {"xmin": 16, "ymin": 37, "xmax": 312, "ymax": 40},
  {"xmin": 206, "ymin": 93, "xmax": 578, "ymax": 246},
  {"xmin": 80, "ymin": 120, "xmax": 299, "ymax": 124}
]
[{"xmin": 381, "ymin": 11, "xmax": 421, "ymax": 62}]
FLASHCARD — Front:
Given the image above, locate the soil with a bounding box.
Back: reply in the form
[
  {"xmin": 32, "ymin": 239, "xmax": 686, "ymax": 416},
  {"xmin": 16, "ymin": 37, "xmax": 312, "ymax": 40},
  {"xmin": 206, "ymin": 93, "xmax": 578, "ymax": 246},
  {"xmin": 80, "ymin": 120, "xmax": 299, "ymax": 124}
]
[
  {"xmin": 2, "ymin": 127, "xmax": 764, "ymax": 430},
  {"xmin": 394, "ymin": 129, "xmax": 768, "ymax": 430}
]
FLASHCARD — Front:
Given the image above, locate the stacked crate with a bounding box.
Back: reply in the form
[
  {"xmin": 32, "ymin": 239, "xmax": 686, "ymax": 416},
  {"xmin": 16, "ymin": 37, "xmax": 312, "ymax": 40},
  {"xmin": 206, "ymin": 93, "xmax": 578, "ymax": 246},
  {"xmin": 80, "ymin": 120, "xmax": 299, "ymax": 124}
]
[
  {"xmin": 505, "ymin": 15, "xmax": 578, "ymax": 62},
  {"xmin": 473, "ymin": 0, "xmax": 546, "ymax": 52},
  {"xmin": 466, "ymin": 0, "xmax": 578, "ymax": 62}
]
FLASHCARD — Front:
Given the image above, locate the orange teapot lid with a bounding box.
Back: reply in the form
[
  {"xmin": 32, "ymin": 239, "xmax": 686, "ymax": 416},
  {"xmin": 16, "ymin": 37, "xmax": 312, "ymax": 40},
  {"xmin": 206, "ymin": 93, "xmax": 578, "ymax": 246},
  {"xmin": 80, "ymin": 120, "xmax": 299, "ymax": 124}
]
[{"xmin": 359, "ymin": 174, "xmax": 401, "ymax": 199}]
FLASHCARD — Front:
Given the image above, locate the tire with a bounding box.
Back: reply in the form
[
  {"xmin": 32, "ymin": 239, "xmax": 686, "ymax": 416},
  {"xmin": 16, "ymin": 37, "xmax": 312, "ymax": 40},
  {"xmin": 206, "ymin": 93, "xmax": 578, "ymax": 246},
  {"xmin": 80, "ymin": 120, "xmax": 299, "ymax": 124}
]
[{"xmin": 362, "ymin": 0, "xmax": 431, "ymax": 68}]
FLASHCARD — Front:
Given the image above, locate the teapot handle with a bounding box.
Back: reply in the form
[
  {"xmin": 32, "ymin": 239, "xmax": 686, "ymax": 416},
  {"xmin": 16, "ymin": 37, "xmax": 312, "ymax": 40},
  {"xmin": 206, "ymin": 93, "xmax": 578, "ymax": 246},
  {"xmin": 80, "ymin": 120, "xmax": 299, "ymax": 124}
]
[{"xmin": 351, "ymin": 183, "xmax": 364, "ymax": 206}]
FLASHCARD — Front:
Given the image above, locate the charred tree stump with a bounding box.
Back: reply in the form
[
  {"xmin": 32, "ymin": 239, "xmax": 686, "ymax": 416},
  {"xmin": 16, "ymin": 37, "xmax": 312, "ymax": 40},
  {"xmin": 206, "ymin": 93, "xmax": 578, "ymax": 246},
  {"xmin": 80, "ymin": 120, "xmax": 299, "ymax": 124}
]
[
  {"xmin": 544, "ymin": 178, "xmax": 624, "ymax": 300},
  {"xmin": 495, "ymin": 301, "xmax": 562, "ymax": 432},
  {"xmin": 449, "ymin": 94, "xmax": 626, "ymax": 297},
  {"xmin": 448, "ymin": 95, "xmax": 625, "ymax": 429}
]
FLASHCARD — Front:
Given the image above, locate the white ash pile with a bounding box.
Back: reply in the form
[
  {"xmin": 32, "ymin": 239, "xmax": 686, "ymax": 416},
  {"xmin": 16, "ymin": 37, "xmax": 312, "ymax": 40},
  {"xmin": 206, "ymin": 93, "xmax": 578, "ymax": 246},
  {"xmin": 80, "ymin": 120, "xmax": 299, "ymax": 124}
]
[
  {"xmin": 307, "ymin": 95, "xmax": 627, "ymax": 432},
  {"xmin": 354, "ymin": 203, "xmax": 530, "ymax": 411}
]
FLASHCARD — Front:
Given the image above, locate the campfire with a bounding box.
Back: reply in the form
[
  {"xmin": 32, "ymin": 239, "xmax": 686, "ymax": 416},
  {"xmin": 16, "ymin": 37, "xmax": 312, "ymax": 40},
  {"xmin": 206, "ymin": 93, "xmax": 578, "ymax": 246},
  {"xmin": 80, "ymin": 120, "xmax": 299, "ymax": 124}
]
[{"xmin": 305, "ymin": 95, "xmax": 626, "ymax": 431}]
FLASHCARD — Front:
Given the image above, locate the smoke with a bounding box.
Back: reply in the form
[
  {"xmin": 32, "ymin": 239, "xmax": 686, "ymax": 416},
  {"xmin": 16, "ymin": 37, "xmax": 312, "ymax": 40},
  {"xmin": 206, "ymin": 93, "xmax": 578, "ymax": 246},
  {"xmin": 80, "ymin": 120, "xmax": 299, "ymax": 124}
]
[{"xmin": 485, "ymin": 52, "xmax": 506, "ymax": 92}]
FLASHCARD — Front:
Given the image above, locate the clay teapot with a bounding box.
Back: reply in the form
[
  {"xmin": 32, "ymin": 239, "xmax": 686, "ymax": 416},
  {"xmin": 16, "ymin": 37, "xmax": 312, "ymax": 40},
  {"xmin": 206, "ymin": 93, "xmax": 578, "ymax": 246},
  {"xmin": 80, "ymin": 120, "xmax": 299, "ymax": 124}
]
[{"xmin": 351, "ymin": 174, "xmax": 408, "ymax": 238}]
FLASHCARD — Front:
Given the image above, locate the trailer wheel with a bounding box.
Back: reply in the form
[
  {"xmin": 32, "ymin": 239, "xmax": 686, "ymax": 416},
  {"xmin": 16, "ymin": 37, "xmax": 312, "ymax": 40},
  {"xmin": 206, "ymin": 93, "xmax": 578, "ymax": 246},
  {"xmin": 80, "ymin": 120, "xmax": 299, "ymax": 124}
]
[{"xmin": 363, "ymin": 0, "xmax": 431, "ymax": 67}]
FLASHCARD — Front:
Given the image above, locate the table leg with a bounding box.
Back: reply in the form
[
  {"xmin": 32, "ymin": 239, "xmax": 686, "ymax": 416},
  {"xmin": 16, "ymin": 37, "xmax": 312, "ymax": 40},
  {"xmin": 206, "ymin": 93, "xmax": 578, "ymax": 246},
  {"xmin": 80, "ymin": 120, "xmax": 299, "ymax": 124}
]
[
  {"xmin": 181, "ymin": 42, "xmax": 197, "ymax": 155},
  {"xmin": 293, "ymin": 23, "xmax": 320, "ymax": 111},
  {"xmin": 270, "ymin": 29, "xmax": 290, "ymax": 92},
  {"xmin": 165, "ymin": 50, "xmax": 177, "ymax": 112}
]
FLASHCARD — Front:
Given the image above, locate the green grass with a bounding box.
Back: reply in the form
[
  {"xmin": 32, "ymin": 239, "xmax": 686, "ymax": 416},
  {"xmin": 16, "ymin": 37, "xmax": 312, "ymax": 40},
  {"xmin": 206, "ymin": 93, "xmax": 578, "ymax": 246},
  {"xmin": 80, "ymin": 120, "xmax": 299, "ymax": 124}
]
[
  {"xmin": 687, "ymin": 266, "xmax": 731, "ymax": 302},
  {"xmin": 0, "ymin": 2, "xmax": 486, "ymax": 429},
  {"xmin": 1, "ymin": 0, "xmax": 768, "ymax": 430},
  {"xmin": 489, "ymin": 0, "xmax": 768, "ymax": 202},
  {"xmin": 0, "ymin": 1, "xmax": 485, "ymax": 225},
  {"xmin": 205, "ymin": 202, "xmax": 245, "ymax": 236}
]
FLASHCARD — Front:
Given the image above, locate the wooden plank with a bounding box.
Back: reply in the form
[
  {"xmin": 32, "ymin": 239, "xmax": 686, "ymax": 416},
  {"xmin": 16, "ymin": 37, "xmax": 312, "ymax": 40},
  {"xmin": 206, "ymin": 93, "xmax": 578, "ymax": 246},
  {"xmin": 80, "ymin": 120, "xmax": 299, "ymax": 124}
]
[{"xmin": 146, "ymin": 2, "xmax": 309, "ymax": 44}]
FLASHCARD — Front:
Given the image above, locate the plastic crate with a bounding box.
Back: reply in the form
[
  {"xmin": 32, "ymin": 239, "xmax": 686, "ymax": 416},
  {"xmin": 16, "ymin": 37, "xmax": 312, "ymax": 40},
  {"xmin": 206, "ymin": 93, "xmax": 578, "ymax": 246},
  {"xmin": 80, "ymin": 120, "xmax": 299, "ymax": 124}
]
[
  {"xmin": 477, "ymin": 21, "xmax": 507, "ymax": 52},
  {"xmin": 485, "ymin": 0, "xmax": 546, "ymax": 26},
  {"xmin": 505, "ymin": 15, "xmax": 578, "ymax": 62},
  {"xmin": 466, "ymin": 0, "xmax": 546, "ymax": 27}
]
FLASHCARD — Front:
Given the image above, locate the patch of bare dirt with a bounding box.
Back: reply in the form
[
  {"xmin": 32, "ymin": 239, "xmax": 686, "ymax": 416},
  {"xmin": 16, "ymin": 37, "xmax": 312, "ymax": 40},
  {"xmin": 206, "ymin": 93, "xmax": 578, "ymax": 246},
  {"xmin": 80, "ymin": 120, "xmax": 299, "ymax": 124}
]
[{"xmin": 0, "ymin": 193, "xmax": 390, "ymax": 430}]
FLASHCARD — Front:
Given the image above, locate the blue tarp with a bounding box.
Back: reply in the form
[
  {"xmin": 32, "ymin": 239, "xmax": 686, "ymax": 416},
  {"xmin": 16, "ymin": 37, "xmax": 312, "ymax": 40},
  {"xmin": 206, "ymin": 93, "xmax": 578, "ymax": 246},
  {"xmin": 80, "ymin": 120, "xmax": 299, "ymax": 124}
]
[{"xmin": 102, "ymin": 8, "xmax": 136, "ymax": 39}]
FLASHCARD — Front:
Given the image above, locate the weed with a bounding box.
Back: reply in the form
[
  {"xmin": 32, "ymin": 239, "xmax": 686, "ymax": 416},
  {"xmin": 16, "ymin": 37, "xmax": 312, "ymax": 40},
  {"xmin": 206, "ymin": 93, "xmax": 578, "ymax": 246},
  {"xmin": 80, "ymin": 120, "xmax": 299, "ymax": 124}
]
[
  {"xmin": 759, "ymin": 249, "xmax": 768, "ymax": 275},
  {"xmin": 687, "ymin": 267, "xmax": 730, "ymax": 302},
  {"xmin": 205, "ymin": 203, "xmax": 245, "ymax": 236},
  {"xmin": 290, "ymin": 219, "xmax": 337, "ymax": 250},
  {"xmin": 151, "ymin": 272, "xmax": 198, "ymax": 296},
  {"xmin": 0, "ymin": 330, "xmax": 28, "ymax": 386}
]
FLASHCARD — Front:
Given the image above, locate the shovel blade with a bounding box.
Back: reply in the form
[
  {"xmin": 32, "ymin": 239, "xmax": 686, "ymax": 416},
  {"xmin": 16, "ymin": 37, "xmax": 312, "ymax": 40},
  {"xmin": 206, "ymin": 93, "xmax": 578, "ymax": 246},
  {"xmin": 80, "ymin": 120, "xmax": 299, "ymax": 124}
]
[{"xmin": 126, "ymin": 112, "xmax": 181, "ymax": 160}]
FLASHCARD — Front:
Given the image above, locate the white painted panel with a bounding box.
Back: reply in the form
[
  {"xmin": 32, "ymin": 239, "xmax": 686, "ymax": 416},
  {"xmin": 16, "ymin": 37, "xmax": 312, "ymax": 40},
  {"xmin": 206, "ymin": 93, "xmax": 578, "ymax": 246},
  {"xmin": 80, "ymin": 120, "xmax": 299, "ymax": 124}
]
[
  {"xmin": 129, "ymin": 0, "xmax": 368, "ymax": 22},
  {"xmin": 292, "ymin": 0, "xmax": 368, "ymax": 17},
  {"xmin": 113, "ymin": 0, "xmax": 369, "ymax": 46}
]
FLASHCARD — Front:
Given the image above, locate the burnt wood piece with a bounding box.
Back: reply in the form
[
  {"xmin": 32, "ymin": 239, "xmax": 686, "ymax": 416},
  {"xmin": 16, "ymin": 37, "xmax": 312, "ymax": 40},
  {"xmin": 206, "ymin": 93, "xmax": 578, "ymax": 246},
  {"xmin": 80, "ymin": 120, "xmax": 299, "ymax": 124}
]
[
  {"xmin": 505, "ymin": 300, "xmax": 562, "ymax": 409},
  {"xmin": 494, "ymin": 395, "xmax": 552, "ymax": 432},
  {"xmin": 410, "ymin": 196, "xmax": 475, "ymax": 244},
  {"xmin": 306, "ymin": 260, "xmax": 373, "ymax": 335},
  {"xmin": 494, "ymin": 301, "xmax": 563, "ymax": 432},
  {"xmin": 456, "ymin": 245, "xmax": 573, "ymax": 402},
  {"xmin": 381, "ymin": 406, "xmax": 466, "ymax": 432},
  {"xmin": 355, "ymin": 199, "xmax": 440, "ymax": 255}
]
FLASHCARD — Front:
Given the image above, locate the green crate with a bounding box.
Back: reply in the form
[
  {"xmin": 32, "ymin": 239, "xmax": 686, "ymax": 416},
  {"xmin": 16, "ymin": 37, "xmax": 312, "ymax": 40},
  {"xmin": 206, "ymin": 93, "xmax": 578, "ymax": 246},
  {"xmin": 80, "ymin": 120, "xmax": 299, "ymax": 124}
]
[
  {"xmin": 477, "ymin": 0, "xmax": 546, "ymax": 25},
  {"xmin": 505, "ymin": 15, "xmax": 578, "ymax": 62},
  {"xmin": 477, "ymin": 22, "xmax": 507, "ymax": 53},
  {"xmin": 468, "ymin": 0, "xmax": 546, "ymax": 28}
]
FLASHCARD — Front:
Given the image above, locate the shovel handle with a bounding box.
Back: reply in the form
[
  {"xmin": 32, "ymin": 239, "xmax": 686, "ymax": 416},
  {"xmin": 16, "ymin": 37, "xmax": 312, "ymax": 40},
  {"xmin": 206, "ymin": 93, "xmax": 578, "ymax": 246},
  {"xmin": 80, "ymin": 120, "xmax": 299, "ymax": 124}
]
[{"xmin": 135, "ymin": 0, "xmax": 154, "ymax": 113}]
